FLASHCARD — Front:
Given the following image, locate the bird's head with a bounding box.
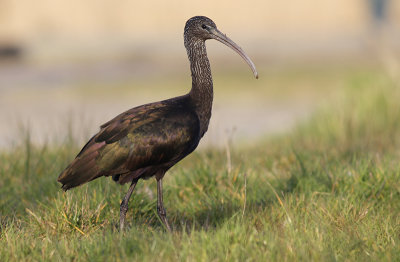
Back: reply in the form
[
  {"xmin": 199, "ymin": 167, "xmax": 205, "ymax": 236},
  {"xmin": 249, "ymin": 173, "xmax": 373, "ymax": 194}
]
[
  {"xmin": 184, "ymin": 16, "xmax": 217, "ymax": 41},
  {"xmin": 184, "ymin": 16, "xmax": 258, "ymax": 79}
]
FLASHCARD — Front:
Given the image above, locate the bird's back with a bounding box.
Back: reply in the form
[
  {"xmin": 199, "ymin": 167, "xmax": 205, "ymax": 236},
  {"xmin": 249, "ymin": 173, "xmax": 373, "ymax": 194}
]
[{"xmin": 58, "ymin": 95, "xmax": 200, "ymax": 190}]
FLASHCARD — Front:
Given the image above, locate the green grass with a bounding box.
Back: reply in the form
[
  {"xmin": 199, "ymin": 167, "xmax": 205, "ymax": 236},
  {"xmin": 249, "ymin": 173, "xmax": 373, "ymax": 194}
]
[{"xmin": 1, "ymin": 68, "xmax": 400, "ymax": 261}]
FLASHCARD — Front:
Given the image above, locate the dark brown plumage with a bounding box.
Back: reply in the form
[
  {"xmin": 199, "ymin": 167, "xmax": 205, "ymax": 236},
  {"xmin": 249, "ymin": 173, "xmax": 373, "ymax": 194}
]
[{"xmin": 58, "ymin": 16, "xmax": 258, "ymax": 231}]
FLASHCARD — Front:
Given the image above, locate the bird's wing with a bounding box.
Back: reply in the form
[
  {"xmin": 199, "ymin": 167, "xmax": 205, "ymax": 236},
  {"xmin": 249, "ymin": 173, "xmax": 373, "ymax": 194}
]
[
  {"xmin": 58, "ymin": 101, "xmax": 200, "ymax": 190},
  {"xmin": 95, "ymin": 102, "xmax": 163, "ymax": 144}
]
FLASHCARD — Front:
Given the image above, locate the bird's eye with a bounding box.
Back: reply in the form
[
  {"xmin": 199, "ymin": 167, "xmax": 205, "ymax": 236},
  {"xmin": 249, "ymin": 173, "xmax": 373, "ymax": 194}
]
[{"xmin": 201, "ymin": 24, "xmax": 207, "ymax": 29}]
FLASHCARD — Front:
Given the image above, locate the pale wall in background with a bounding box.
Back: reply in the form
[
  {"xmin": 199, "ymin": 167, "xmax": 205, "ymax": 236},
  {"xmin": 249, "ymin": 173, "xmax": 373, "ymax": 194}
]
[{"xmin": 0, "ymin": 0, "xmax": 399, "ymax": 61}]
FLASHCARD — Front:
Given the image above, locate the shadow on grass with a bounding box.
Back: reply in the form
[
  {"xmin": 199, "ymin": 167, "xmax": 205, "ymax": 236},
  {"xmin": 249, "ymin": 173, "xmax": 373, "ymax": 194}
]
[
  {"xmin": 119, "ymin": 180, "xmax": 279, "ymax": 233},
  {"xmin": 121, "ymin": 200, "xmax": 275, "ymax": 233}
]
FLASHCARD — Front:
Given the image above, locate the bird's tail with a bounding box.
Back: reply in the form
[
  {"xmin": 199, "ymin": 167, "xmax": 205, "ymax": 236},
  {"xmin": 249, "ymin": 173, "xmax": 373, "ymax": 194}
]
[{"xmin": 57, "ymin": 142, "xmax": 105, "ymax": 191}]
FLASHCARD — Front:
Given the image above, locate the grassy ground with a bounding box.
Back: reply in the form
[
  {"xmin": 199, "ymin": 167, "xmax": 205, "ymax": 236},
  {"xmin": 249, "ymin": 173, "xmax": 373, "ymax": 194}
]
[{"xmin": 1, "ymin": 68, "xmax": 400, "ymax": 261}]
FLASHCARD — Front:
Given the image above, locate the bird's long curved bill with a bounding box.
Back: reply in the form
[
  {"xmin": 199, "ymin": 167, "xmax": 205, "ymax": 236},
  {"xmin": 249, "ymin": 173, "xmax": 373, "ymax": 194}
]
[{"xmin": 210, "ymin": 28, "xmax": 258, "ymax": 79}]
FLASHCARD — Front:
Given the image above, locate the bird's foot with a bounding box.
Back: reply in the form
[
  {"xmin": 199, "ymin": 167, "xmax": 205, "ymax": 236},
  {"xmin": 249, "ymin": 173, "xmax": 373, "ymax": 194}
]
[
  {"xmin": 119, "ymin": 206, "xmax": 128, "ymax": 231},
  {"xmin": 157, "ymin": 206, "xmax": 172, "ymax": 232}
]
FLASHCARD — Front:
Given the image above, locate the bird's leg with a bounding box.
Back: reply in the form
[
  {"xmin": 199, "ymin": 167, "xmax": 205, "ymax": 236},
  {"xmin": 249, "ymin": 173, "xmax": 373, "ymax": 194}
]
[
  {"xmin": 120, "ymin": 179, "xmax": 137, "ymax": 231},
  {"xmin": 157, "ymin": 178, "xmax": 171, "ymax": 232}
]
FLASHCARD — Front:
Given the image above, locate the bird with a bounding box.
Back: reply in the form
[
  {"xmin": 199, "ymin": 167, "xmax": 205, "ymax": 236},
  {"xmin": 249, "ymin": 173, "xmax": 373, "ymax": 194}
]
[{"xmin": 57, "ymin": 16, "xmax": 258, "ymax": 231}]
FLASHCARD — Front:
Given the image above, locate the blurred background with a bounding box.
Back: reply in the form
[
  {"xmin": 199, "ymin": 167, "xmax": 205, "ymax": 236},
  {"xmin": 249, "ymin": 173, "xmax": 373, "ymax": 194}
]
[{"xmin": 1, "ymin": 0, "xmax": 400, "ymax": 149}]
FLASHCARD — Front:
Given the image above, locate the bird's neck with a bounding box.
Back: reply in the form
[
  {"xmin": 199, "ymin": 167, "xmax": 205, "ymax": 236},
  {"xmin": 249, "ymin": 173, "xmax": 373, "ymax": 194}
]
[{"xmin": 186, "ymin": 40, "xmax": 213, "ymax": 136}]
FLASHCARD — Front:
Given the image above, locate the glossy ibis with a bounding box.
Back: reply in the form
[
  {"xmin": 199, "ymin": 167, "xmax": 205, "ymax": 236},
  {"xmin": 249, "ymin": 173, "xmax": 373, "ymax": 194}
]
[{"xmin": 58, "ymin": 16, "xmax": 258, "ymax": 231}]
